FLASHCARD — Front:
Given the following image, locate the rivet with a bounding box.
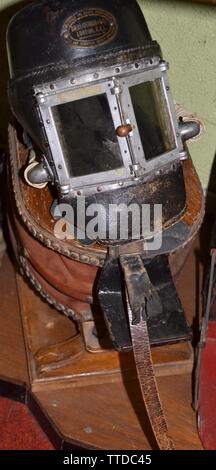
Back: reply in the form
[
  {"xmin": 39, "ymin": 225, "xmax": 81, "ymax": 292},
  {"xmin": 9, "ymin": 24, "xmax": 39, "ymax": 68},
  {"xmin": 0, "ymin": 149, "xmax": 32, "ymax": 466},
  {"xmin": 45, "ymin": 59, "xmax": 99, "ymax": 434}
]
[
  {"xmin": 93, "ymin": 73, "xmax": 99, "ymax": 79},
  {"xmin": 53, "ymin": 243, "xmax": 60, "ymax": 251},
  {"xmin": 80, "ymin": 255, "xmax": 89, "ymax": 263},
  {"xmin": 84, "ymin": 427, "xmax": 93, "ymax": 435},
  {"xmin": 23, "ymin": 248, "xmax": 29, "ymax": 258},
  {"xmin": 97, "ymin": 187, "xmax": 102, "ymax": 192},
  {"xmin": 61, "ymin": 185, "xmax": 70, "ymax": 195},
  {"xmin": 71, "ymin": 253, "xmax": 79, "ymax": 260},
  {"xmin": 36, "ymin": 92, "xmax": 46, "ymax": 104},
  {"xmin": 90, "ymin": 258, "xmax": 100, "ymax": 266},
  {"xmin": 179, "ymin": 150, "xmax": 188, "ymax": 161}
]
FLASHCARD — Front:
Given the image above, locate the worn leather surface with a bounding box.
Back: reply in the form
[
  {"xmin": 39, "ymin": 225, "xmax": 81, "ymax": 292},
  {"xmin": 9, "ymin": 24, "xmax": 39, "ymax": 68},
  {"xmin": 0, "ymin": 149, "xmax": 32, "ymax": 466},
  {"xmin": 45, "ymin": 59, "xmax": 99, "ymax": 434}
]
[
  {"xmin": 129, "ymin": 317, "xmax": 175, "ymax": 449},
  {"xmin": 120, "ymin": 255, "xmax": 175, "ymax": 449},
  {"xmin": 7, "ymin": 0, "xmax": 161, "ymax": 165},
  {"xmin": 8, "ymin": 209, "xmax": 97, "ymax": 320},
  {"xmin": 97, "ymin": 248, "xmax": 192, "ymax": 351},
  {"xmin": 7, "ymin": 123, "xmax": 204, "ymax": 322},
  {"xmin": 7, "ymin": 0, "xmax": 156, "ymax": 77}
]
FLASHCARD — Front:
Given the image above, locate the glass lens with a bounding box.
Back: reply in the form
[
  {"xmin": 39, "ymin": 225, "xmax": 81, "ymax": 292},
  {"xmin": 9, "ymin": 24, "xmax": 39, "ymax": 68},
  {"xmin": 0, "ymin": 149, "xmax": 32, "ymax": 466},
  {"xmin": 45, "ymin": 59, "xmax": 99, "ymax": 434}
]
[
  {"xmin": 129, "ymin": 79, "xmax": 176, "ymax": 160},
  {"xmin": 52, "ymin": 94, "xmax": 123, "ymax": 177}
]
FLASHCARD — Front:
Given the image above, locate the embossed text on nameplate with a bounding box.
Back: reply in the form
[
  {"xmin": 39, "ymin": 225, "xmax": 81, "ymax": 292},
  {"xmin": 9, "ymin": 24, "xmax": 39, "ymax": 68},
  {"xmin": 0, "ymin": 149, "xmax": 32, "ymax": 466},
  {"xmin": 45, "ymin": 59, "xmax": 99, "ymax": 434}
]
[{"xmin": 62, "ymin": 8, "xmax": 118, "ymax": 48}]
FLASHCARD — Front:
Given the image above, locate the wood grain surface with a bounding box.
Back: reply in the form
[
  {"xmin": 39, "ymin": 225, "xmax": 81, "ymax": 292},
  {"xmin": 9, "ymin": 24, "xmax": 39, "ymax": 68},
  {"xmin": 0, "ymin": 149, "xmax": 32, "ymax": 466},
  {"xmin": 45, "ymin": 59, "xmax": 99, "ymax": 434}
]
[
  {"xmin": 0, "ymin": 253, "xmax": 28, "ymax": 386},
  {"xmin": 0, "ymin": 244, "xmax": 203, "ymax": 449}
]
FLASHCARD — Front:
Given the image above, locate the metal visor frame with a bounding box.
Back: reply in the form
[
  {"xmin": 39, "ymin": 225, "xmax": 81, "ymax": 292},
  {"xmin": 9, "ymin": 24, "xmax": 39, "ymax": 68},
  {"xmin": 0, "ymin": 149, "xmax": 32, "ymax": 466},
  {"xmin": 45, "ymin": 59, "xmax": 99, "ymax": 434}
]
[{"xmin": 35, "ymin": 61, "xmax": 182, "ymax": 195}]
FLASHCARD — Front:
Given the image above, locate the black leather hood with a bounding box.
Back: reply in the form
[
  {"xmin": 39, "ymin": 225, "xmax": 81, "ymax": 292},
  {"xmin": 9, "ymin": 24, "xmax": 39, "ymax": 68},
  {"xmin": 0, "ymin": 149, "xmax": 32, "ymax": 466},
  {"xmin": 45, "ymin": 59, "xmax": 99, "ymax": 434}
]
[{"xmin": 7, "ymin": 0, "xmax": 161, "ymax": 79}]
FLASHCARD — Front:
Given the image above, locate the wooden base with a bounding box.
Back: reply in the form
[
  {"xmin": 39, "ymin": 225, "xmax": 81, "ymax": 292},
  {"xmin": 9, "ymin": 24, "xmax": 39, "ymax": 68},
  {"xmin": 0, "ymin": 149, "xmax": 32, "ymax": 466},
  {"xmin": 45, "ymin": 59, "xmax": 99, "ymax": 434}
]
[
  {"xmin": 0, "ymin": 252, "xmax": 202, "ymax": 450},
  {"xmin": 16, "ymin": 271, "xmax": 194, "ymax": 393}
]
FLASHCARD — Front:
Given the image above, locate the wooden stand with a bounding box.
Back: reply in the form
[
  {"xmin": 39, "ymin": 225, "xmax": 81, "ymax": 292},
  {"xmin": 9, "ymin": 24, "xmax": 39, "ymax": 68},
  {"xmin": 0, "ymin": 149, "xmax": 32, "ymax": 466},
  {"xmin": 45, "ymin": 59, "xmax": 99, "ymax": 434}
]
[
  {"xmin": 17, "ymin": 272, "xmax": 194, "ymax": 394},
  {"xmin": 0, "ymin": 252, "xmax": 202, "ymax": 450}
]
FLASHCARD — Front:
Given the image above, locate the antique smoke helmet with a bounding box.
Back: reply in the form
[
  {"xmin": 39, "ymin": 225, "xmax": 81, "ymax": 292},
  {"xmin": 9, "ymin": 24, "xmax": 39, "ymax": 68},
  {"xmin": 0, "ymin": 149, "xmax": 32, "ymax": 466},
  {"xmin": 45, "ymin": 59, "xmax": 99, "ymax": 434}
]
[
  {"xmin": 7, "ymin": 0, "xmax": 200, "ymax": 244},
  {"xmin": 6, "ymin": 0, "xmax": 205, "ymax": 450}
]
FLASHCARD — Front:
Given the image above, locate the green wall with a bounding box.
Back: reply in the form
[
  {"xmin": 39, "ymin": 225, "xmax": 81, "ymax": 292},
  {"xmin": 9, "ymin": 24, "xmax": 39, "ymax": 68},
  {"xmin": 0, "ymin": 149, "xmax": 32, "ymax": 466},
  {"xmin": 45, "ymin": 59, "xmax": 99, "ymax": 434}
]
[
  {"xmin": 138, "ymin": 0, "xmax": 216, "ymax": 190},
  {"xmin": 0, "ymin": 0, "xmax": 215, "ymax": 189}
]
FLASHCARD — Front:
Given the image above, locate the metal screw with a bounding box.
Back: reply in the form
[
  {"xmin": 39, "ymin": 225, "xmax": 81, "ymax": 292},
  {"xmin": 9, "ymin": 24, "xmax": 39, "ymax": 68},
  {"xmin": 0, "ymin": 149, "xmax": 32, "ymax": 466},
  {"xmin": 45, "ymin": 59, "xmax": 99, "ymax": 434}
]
[
  {"xmin": 133, "ymin": 164, "xmax": 140, "ymax": 171},
  {"xmin": 159, "ymin": 60, "xmax": 169, "ymax": 72},
  {"xmin": 36, "ymin": 92, "xmax": 46, "ymax": 104},
  {"xmin": 61, "ymin": 185, "xmax": 70, "ymax": 195},
  {"xmin": 179, "ymin": 150, "xmax": 188, "ymax": 161}
]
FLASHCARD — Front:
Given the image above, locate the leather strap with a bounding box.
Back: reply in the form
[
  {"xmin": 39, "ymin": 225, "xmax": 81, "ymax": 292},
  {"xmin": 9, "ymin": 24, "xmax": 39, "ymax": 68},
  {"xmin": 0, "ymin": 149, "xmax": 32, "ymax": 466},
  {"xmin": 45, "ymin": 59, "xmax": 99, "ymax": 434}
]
[{"xmin": 120, "ymin": 255, "xmax": 175, "ymax": 450}]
